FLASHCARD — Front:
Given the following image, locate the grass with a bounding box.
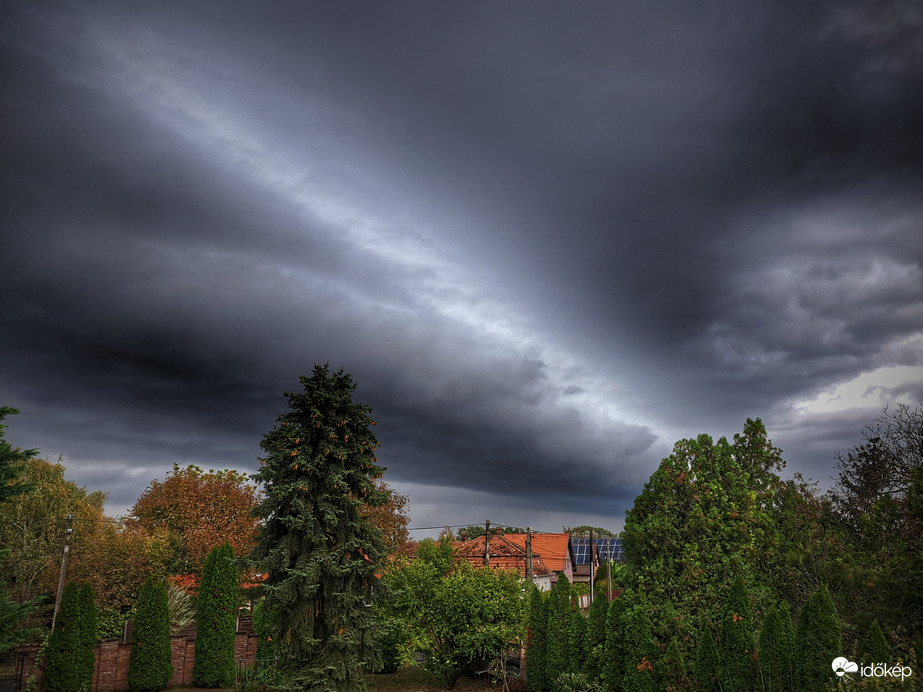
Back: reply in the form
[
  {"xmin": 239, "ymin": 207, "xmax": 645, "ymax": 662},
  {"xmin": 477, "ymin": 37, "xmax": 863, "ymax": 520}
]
[{"xmin": 368, "ymin": 664, "xmax": 525, "ymax": 692}]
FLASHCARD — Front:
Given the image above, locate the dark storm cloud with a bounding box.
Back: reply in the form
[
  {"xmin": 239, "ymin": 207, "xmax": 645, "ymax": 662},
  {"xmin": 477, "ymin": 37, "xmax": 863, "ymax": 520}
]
[{"xmin": 2, "ymin": 1, "xmax": 922, "ymax": 526}]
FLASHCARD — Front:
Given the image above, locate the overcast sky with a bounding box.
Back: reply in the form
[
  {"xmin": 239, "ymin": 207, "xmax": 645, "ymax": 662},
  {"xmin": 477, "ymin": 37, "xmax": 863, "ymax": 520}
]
[{"xmin": 2, "ymin": 1, "xmax": 922, "ymax": 536}]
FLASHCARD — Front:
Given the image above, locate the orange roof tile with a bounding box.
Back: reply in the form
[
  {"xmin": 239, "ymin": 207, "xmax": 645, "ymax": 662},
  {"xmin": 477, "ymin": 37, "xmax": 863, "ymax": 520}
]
[
  {"xmin": 505, "ymin": 533, "xmax": 570, "ymax": 573},
  {"xmin": 453, "ymin": 534, "xmax": 553, "ymax": 578}
]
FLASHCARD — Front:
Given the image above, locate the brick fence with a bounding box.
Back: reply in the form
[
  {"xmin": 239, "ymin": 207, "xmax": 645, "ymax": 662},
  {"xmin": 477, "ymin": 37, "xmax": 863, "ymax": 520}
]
[{"xmin": 16, "ymin": 617, "xmax": 259, "ymax": 691}]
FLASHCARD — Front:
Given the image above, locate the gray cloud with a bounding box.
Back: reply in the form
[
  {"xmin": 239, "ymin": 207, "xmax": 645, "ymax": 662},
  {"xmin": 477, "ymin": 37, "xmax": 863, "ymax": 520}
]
[{"xmin": 2, "ymin": 0, "xmax": 922, "ymax": 530}]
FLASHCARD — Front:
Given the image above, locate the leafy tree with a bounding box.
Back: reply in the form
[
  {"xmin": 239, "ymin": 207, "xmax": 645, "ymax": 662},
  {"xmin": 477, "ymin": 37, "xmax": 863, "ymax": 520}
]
[
  {"xmin": 859, "ymin": 619, "xmax": 890, "ymax": 663},
  {"xmin": 758, "ymin": 602, "xmax": 795, "ymax": 692},
  {"xmin": 250, "ymin": 365, "xmax": 388, "ymax": 691},
  {"xmin": 359, "ymin": 478, "xmax": 410, "ymax": 554},
  {"xmin": 526, "ymin": 586, "xmax": 549, "ymax": 692},
  {"xmin": 561, "ymin": 526, "xmax": 617, "ymax": 538},
  {"xmin": 545, "ymin": 575, "xmax": 575, "ymax": 687},
  {"xmin": 454, "ymin": 524, "xmax": 525, "ymax": 540},
  {"xmin": 621, "ymin": 419, "xmax": 791, "ymax": 653},
  {"xmin": 581, "ymin": 593, "xmax": 608, "ymax": 679},
  {"xmin": 45, "ymin": 581, "xmax": 95, "ymax": 692},
  {"xmin": 0, "ymin": 457, "xmax": 109, "ymax": 607},
  {"xmin": 793, "ymin": 585, "xmax": 841, "ymax": 692},
  {"xmin": 382, "ymin": 537, "xmax": 526, "ymax": 689},
  {"xmin": 718, "ymin": 576, "xmax": 756, "ymax": 692},
  {"xmin": 131, "ymin": 464, "xmax": 261, "ymax": 574},
  {"xmin": 128, "ymin": 578, "xmax": 173, "ymax": 692},
  {"xmin": 828, "ymin": 405, "xmax": 923, "ymax": 632},
  {"xmin": 193, "ymin": 543, "xmax": 238, "ymax": 687}
]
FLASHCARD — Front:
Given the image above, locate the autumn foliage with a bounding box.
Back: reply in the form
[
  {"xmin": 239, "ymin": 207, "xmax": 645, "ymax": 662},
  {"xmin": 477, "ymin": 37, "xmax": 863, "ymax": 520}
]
[{"xmin": 131, "ymin": 464, "xmax": 261, "ymax": 574}]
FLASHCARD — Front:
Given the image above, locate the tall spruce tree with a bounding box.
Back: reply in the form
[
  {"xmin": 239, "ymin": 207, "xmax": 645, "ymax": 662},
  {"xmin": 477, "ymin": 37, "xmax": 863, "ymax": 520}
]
[
  {"xmin": 526, "ymin": 587, "xmax": 548, "ymax": 692},
  {"xmin": 794, "ymin": 586, "xmax": 841, "ymax": 692},
  {"xmin": 128, "ymin": 578, "xmax": 173, "ymax": 692},
  {"xmin": 193, "ymin": 542, "xmax": 238, "ymax": 687},
  {"xmin": 251, "ymin": 365, "xmax": 388, "ymax": 692}
]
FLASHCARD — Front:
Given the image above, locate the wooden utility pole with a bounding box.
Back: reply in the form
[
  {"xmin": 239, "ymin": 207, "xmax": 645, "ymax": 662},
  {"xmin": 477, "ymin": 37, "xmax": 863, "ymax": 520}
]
[
  {"xmin": 51, "ymin": 513, "xmax": 74, "ymax": 632},
  {"xmin": 589, "ymin": 529, "xmax": 594, "ymax": 604},
  {"xmin": 526, "ymin": 527, "xmax": 533, "ymax": 581}
]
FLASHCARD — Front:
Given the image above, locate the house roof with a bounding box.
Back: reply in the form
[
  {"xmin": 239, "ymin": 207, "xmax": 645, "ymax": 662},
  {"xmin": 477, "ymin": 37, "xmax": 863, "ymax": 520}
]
[
  {"xmin": 453, "ymin": 534, "xmax": 554, "ymax": 578},
  {"xmin": 505, "ymin": 533, "xmax": 571, "ymax": 573}
]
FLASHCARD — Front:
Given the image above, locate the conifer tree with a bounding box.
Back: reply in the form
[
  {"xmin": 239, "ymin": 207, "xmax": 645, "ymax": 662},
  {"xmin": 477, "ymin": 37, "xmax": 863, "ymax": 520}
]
[
  {"xmin": 251, "ymin": 365, "xmax": 388, "ymax": 692},
  {"xmin": 659, "ymin": 638, "xmax": 687, "ymax": 692},
  {"xmin": 758, "ymin": 602, "xmax": 794, "ymax": 692},
  {"xmin": 694, "ymin": 630, "xmax": 721, "ymax": 692},
  {"xmin": 526, "ymin": 587, "xmax": 548, "ymax": 692},
  {"xmin": 582, "ymin": 594, "xmax": 608, "ymax": 679},
  {"xmin": 128, "ymin": 578, "xmax": 173, "ymax": 692},
  {"xmin": 567, "ymin": 609, "xmax": 587, "ymax": 674},
  {"xmin": 603, "ymin": 593, "xmax": 629, "ymax": 691},
  {"xmin": 193, "ymin": 542, "xmax": 238, "ymax": 687},
  {"xmin": 79, "ymin": 583, "xmax": 97, "ymax": 687},
  {"xmin": 545, "ymin": 575, "xmax": 574, "ymax": 689},
  {"xmin": 0, "ymin": 406, "xmax": 41, "ymax": 649},
  {"xmin": 794, "ymin": 586, "xmax": 841, "ymax": 692},
  {"xmin": 620, "ymin": 598, "xmax": 656, "ymax": 692},
  {"xmin": 46, "ymin": 581, "xmax": 91, "ymax": 692},
  {"xmin": 859, "ymin": 620, "xmax": 890, "ymax": 663},
  {"xmin": 718, "ymin": 576, "xmax": 756, "ymax": 692}
]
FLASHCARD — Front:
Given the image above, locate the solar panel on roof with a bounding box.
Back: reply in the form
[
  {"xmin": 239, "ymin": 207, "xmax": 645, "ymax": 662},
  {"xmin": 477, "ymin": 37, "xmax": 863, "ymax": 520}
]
[{"xmin": 569, "ymin": 537, "xmax": 623, "ymax": 564}]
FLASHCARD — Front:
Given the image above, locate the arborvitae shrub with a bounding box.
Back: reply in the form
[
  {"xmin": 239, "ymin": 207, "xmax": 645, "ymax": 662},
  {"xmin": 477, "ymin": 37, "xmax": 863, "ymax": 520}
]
[
  {"xmin": 619, "ymin": 597, "xmax": 656, "ymax": 692},
  {"xmin": 79, "ymin": 583, "xmax": 97, "ymax": 687},
  {"xmin": 545, "ymin": 576, "xmax": 574, "ymax": 690},
  {"xmin": 794, "ymin": 585, "xmax": 841, "ymax": 692},
  {"xmin": 603, "ymin": 593, "xmax": 629, "ymax": 691},
  {"xmin": 694, "ymin": 630, "xmax": 721, "ymax": 692},
  {"xmin": 193, "ymin": 543, "xmax": 238, "ymax": 687},
  {"xmin": 567, "ymin": 609, "xmax": 587, "ymax": 674},
  {"xmin": 527, "ymin": 587, "xmax": 549, "ymax": 692},
  {"xmin": 659, "ymin": 638, "xmax": 687, "ymax": 692},
  {"xmin": 582, "ymin": 594, "xmax": 608, "ymax": 679},
  {"xmin": 46, "ymin": 581, "xmax": 92, "ymax": 692},
  {"xmin": 859, "ymin": 620, "xmax": 891, "ymax": 663},
  {"xmin": 758, "ymin": 602, "xmax": 794, "ymax": 692},
  {"xmin": 718, "ymin": 576, "xmax": 756, "ymax": 692},
  {"xmin": 128, "ymin": 577, "xmax": 173, "ymax": 692}
]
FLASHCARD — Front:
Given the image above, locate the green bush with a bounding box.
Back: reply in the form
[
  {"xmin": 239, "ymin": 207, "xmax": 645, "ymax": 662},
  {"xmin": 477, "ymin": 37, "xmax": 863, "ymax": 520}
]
[
  {"xmin": 794, "ymin": 585, "xmax": 841, "ymax": 692},
  {"xmin": 526, "ymin": 587, "xmax": 548, "ymax": 692},
  {"xmin": 374, "ymin": 618, "xmax": 405, "ymax": 674},
  {"xmin": 128, "ymin": 578, "xmax": 173, "ymax": 692},
  {"xmin": 758, "ymin": 602, "xmax": 795, "ymax": 692},
  {"xmin": 193, "ymin": 543, "xmax": 238, "ymax": 687},
  {"xmin": 860, "ymin": 620, "xmax": 891, "ymax": 663},
  {"xmin": 45, "ymin": 581, "xmax": 95, "ymax": 692}
]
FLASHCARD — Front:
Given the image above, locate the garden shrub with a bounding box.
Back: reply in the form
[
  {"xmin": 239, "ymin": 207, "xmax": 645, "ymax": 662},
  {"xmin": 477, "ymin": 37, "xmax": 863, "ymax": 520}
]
[
  {"xmin": 128, "ymin": 577, "xmax": 173, "ymax": 692},
  {"xmin": 193, "ymin": 542, "xmax": 238, "ymax": 687}
]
